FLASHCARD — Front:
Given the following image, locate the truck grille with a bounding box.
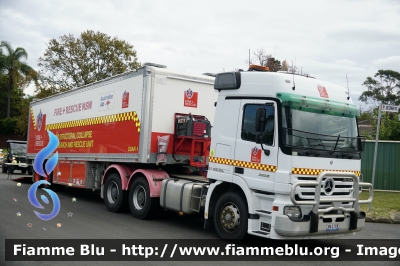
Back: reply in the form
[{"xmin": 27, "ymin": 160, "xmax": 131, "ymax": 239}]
[{"xmin": 295, "ymin": 176, "xmax": 354, "ymax": 204}]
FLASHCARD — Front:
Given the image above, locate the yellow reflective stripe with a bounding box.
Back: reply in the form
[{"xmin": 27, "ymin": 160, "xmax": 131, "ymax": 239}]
[
  {"xmin": 209, "ymin": 156, "xmax": 277, "ymax": 172},
  {"xmin": 292, "ymin": 168, "xmax": 360, "ymax": 176}
]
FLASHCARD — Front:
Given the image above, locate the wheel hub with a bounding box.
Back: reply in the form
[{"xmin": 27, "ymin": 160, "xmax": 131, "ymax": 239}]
[
  {"xmin": 111, "ymin": 187, "xmax": 118, "ymax": 199},
  {"xmin": 137, "ymin": 192, "xmax": 145, "ymax": 206},
  {"xmin": 133, "ymin": 186, "xmax": 146, "ymax": 210},
  {"xmin": 221, "ymin": 205, "xmax": 240, "ymax": 230},
  {"xmin": 107, "ymin": 181, "xmax": 119, "ymax": 204}
]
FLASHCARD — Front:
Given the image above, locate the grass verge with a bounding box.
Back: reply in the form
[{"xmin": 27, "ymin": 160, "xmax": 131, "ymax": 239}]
[{"xmin": 359, "ymin": 191, "xmax": 400, "ymax": 222}]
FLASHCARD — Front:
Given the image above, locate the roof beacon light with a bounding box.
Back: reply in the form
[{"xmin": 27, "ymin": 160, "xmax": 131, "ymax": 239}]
[{"xmin": 248, "ymin": 64, "xmax": 269, "ymax": 72}]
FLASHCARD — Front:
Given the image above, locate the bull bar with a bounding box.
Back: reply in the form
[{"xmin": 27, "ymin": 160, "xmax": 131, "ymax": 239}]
[{"xmin": 290, "ymin": 171, "xmax": 373, "ymax": 233}]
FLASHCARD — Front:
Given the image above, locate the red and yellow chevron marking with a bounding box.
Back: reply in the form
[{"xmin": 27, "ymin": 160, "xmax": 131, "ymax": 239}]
[
  {"xmin": 292, "ymin": 168, "xmax": 360, "ymax": 176},
  {"xmin": 30, "ymin": 110, "xmax": 141, "ymax": 133},
  {"xmin": 30, "ymin": 108, "xmax": 36, "ymax": 130},
  {"xmin": 209, "ymin": 156, "xmax": 277, "ymax": 172}
]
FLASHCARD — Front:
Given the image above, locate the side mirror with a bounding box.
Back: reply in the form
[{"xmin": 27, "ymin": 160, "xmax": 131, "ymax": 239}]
[
  {"xmin": 255, "ymin": 132, "xmax": 264, "ymax": 144},
  {"xmin": 255, "ymin": 132, "xmax": 270, "ymax": 156},
  {"xmin": 255, "ymin": 108, "xmax": 266, "ymax": 132}
]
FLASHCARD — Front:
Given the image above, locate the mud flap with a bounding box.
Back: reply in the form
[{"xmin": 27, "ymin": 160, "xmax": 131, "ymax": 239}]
[
  {"xmin": 349, "ymin": 211, "xmax": 358, "ymax": 230},
  {"xmin": 309, "ymin": 211, "xmax": 319, "ymax": 233}
]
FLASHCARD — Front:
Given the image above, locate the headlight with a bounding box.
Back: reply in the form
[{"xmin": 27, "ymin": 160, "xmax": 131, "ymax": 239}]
[{"xmin": 284, "ymin": 206, "xmax": 302, "ymax": 220}]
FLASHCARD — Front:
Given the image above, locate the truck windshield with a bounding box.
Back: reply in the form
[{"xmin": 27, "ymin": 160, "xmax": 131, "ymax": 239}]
[
  {"xmin": 278, "ymin": 92, "xmax": 364, "ymax": 157},
  {"xmin": 9, "ymin": 143, "xmax": 27, "ymax": 157}
]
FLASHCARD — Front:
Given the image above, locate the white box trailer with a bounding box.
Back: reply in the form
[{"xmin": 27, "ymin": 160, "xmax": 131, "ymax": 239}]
[
  {"xmin": 28, "ymin": 64, "xmax": 216, "ymax": 181},
  {"xmin": 28, "ymin": 63, "xmax": 217, "ymax": 167}
]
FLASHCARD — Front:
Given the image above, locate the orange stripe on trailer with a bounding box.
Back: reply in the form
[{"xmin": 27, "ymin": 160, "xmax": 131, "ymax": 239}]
[
  {"xmin": 209, "ymin": 156, "xmax": 277, "ymax": 173},
  {"xmin": 292, "ymin": 167, "xmax": 360, "ymax": 176}
]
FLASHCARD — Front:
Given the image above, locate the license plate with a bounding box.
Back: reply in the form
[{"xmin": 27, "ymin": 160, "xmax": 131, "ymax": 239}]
[{"xmin": 326, "ymin": 223, "xmax": 339, "ymax": 231}]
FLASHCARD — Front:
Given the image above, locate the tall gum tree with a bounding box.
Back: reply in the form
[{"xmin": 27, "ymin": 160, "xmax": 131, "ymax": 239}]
[{"xmin": 359, "ymin": 69, "xmax": 400, "ymax": 107}]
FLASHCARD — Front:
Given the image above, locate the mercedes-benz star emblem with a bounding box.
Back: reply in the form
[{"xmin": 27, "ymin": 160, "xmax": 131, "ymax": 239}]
[
  {"xmin": 324, "ymin": 177, "xmax": 335, "ymax": 195},
  {"xmin": 330, "ymin": 160, "xmax": 333, "ymax": 165}
]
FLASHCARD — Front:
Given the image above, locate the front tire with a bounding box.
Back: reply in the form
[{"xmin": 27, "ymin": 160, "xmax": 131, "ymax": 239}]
[
  {"xmin": 129, "ymin": 177, "xmax": 158, "ymax": 219},
  {"xmin": 104, "ymin": 173, "xmax": 127, "ymax": 212},
  {"xmin": 213, "ymin": 192, "xmax": 248, "ymax": 241}
]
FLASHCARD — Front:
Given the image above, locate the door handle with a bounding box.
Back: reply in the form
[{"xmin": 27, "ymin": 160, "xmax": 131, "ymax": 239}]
[{"xmin": 234, "ymin": 167, "xmax": 244, "ymax": 174}]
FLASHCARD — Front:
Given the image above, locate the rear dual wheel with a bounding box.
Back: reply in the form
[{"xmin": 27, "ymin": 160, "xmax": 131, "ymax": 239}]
[
  {"xmin": 104, "ymin": 173, "xmax": 127, "ymax": 212},
  {"xmin": 129, "ymin": 177, "xmax": 158, "ymax": 219}
]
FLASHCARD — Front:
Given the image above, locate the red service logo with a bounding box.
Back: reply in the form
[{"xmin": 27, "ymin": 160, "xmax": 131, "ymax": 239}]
[
  {"xmin": 34, "ymin": 109, "xmax": 46, "ymax": 150},
  {"xmin": 122, "ymin": 90, "xmax": 129, "ymax": 108},
  {"xmin": 184, "ymin": 89, "xmax": 198, "ymax": 108},
  {"xmin": 37, "ymin": 109, "xmax": 43, "ymax": 131},
  {"xmin": 317, "ymin": 85, "xmax": 329, "ymax": 98},
  {"xmin": 251, "ymin": 146, "xmax": 262, "ymax": 163}
]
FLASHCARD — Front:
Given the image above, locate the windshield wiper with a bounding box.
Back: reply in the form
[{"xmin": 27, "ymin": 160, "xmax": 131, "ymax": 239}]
[
  {"xmin": 329, "ymin": 135, "xmax": 340, "ymax": 154},
  {"xmin": 309, "ymin": 143, "xmax": 325, "ymax": 150},
  {"xmin": 338, "ymin": 146, "xmax": 359, "ymax": 155}
]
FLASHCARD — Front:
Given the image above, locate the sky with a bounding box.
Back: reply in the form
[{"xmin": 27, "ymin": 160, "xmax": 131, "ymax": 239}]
[{"xmin": 1, "ymin": 0, "xmax": 399, "ymax": 110}]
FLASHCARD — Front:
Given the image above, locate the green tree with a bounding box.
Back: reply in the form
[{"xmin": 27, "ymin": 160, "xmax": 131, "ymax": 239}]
[
  {"xmin": 379, "ymin": 113, "xmax": 400, "ymax": 140},
  {"xmin": 359, "ymin": 70, "xmax": 400, "ymax": 107},
  {"xmin": 0, "ymin": 41, "xmax": 35, "ymax": 118},
  {"xmin": 37, "ymin": 30, "xmax": 141, "ymax": 95},
  {"xmin": 368, "ymin": 110, "xmax": 400, "ymax": 141}
]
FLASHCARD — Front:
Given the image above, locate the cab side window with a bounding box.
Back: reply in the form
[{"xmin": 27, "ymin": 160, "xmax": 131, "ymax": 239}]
[{"xmin": 241, "ymin": 104, "xmax": 274, "ymax": 145}]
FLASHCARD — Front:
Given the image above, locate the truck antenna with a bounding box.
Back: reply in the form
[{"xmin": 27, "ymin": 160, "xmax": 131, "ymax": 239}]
[
  {"xmin": 249, "ymin": 49, "xmax": 250, "ymax": 66},
  {"xmin": 346, "ymin": 74, "xmax": 350, "ymax": 100},
  {"xmin": 291, "ymin": 60, "xmax": 295, "ymax": 91}
]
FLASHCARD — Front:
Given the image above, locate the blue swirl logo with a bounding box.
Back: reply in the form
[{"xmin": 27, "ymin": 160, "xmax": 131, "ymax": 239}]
[
  {"xmin": 33, "ymin": 130, "xmax": 59, "ymax": 178},
  {"xmin": 28, "ymin": 130, "xmax": 61, "ymax": 221},
  {"xmin": 28, "ymin": 180, "xmax": 60, "ymax": 221}
]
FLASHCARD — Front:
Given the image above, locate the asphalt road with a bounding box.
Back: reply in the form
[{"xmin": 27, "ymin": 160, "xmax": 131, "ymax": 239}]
[{"xmin": 0, "ymin": 171, "xmax": 399, "ymax": 266}]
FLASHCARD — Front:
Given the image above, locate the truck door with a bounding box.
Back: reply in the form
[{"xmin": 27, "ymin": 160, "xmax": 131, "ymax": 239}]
[{"xmin": 234, "ymin": 99, "xmax": 278, "ymax": 192}]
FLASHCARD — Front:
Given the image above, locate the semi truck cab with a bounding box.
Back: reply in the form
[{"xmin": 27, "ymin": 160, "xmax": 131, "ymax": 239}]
[{"xmin": 205, "ymin": 67, "xmax": 373, "ymax": 239}]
